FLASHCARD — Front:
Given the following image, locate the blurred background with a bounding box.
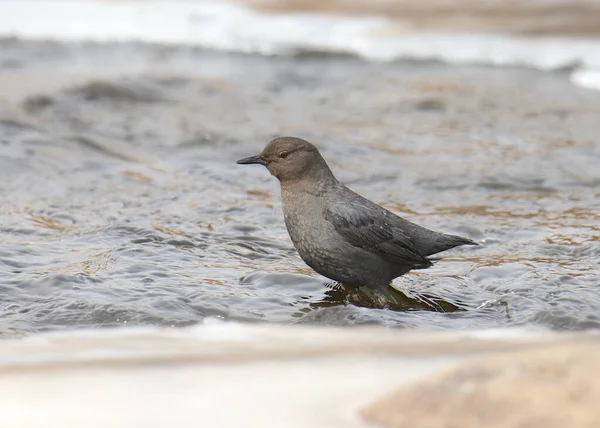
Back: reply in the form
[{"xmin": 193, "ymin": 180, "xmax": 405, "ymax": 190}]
[
  {"xmin": 0, "ymin": 0, "xmax": 599, "ymax": 335},
  {"xmin": 1, "ymin": 1, "xmax": 600, "ymax": 427}
]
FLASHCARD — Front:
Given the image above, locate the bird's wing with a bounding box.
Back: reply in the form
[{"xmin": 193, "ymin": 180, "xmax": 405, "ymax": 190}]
[{"xmin": 323, "ymin": 201, "xmax": 432, "ymax": 269}]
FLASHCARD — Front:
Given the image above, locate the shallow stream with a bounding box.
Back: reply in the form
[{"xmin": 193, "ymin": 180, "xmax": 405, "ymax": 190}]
[{"xmin": 1, "ymin": 41, "xmax": 599, "ymax": 334}]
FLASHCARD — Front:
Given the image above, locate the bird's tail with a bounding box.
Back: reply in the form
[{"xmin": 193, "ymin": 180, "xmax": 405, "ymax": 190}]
[
  {"xmin": 449, "ymin": 235, "xmax": 479, "ymax": 247},
  {"xmin": 423, "ymin": 234, "xmax": 478, "ymax": 257}
]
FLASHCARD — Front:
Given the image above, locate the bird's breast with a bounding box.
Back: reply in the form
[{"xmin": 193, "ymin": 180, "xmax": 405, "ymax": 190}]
[{"xmin": 280, "ymin": 191, "xmax": 334, "ymax": 258}]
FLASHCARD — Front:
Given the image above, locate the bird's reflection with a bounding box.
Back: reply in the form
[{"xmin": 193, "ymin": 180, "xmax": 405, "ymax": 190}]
[{"xmin": 311, "ymin": 282, "xmax": 463, "ymax": 312}]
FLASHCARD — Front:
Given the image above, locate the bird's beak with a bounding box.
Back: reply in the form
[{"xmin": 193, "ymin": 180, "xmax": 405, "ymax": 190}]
[{"xmin": 236, "ymin": 154, "xmax": 265, "ymax": 165}]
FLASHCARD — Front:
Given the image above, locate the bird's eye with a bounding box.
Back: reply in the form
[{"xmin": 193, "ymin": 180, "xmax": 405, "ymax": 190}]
[{"xmin": 279, "ymin": 151, "xmax": 290, "ymax": 159}]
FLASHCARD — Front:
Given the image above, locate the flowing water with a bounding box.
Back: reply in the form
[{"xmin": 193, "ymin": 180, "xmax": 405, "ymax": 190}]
[{"xmin": 1, "ymin": 15, "xmax": 600, "ymax": 335}]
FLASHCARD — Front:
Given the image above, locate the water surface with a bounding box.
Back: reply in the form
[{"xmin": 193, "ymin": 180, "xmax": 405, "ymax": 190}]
[{"xmin": 1, "ymin": 41, "xmax": 599, "ymax": 334}]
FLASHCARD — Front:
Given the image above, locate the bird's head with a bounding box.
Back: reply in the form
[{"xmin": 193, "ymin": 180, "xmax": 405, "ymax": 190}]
[{"xmin": 237, "ymin": 136, "xmax": 324, "ymax": 182}]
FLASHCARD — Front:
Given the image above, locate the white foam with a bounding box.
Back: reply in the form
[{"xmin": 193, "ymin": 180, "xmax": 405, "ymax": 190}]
[
  {"xmin": 1, "ymin": 0, "xmax": 600, "ymax": 90},
  {"xmin": 570, "ymin": 68, "xmax": 600, "ymax": 90}
]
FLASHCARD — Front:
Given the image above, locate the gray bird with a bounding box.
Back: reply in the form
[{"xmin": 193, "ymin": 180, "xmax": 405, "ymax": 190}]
[{"xmin": 237, "ymin": 137, "xmax": 477, "ymax": 290}]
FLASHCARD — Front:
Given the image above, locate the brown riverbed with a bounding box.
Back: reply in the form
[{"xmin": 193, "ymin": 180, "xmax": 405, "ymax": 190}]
[
  {"xmin": 247, "ymin": 0, "xmax": 600, "ymax": 36},
  {"xmin": 0, "ymin": 39, "xmax": 599, "ymax": 334}
]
